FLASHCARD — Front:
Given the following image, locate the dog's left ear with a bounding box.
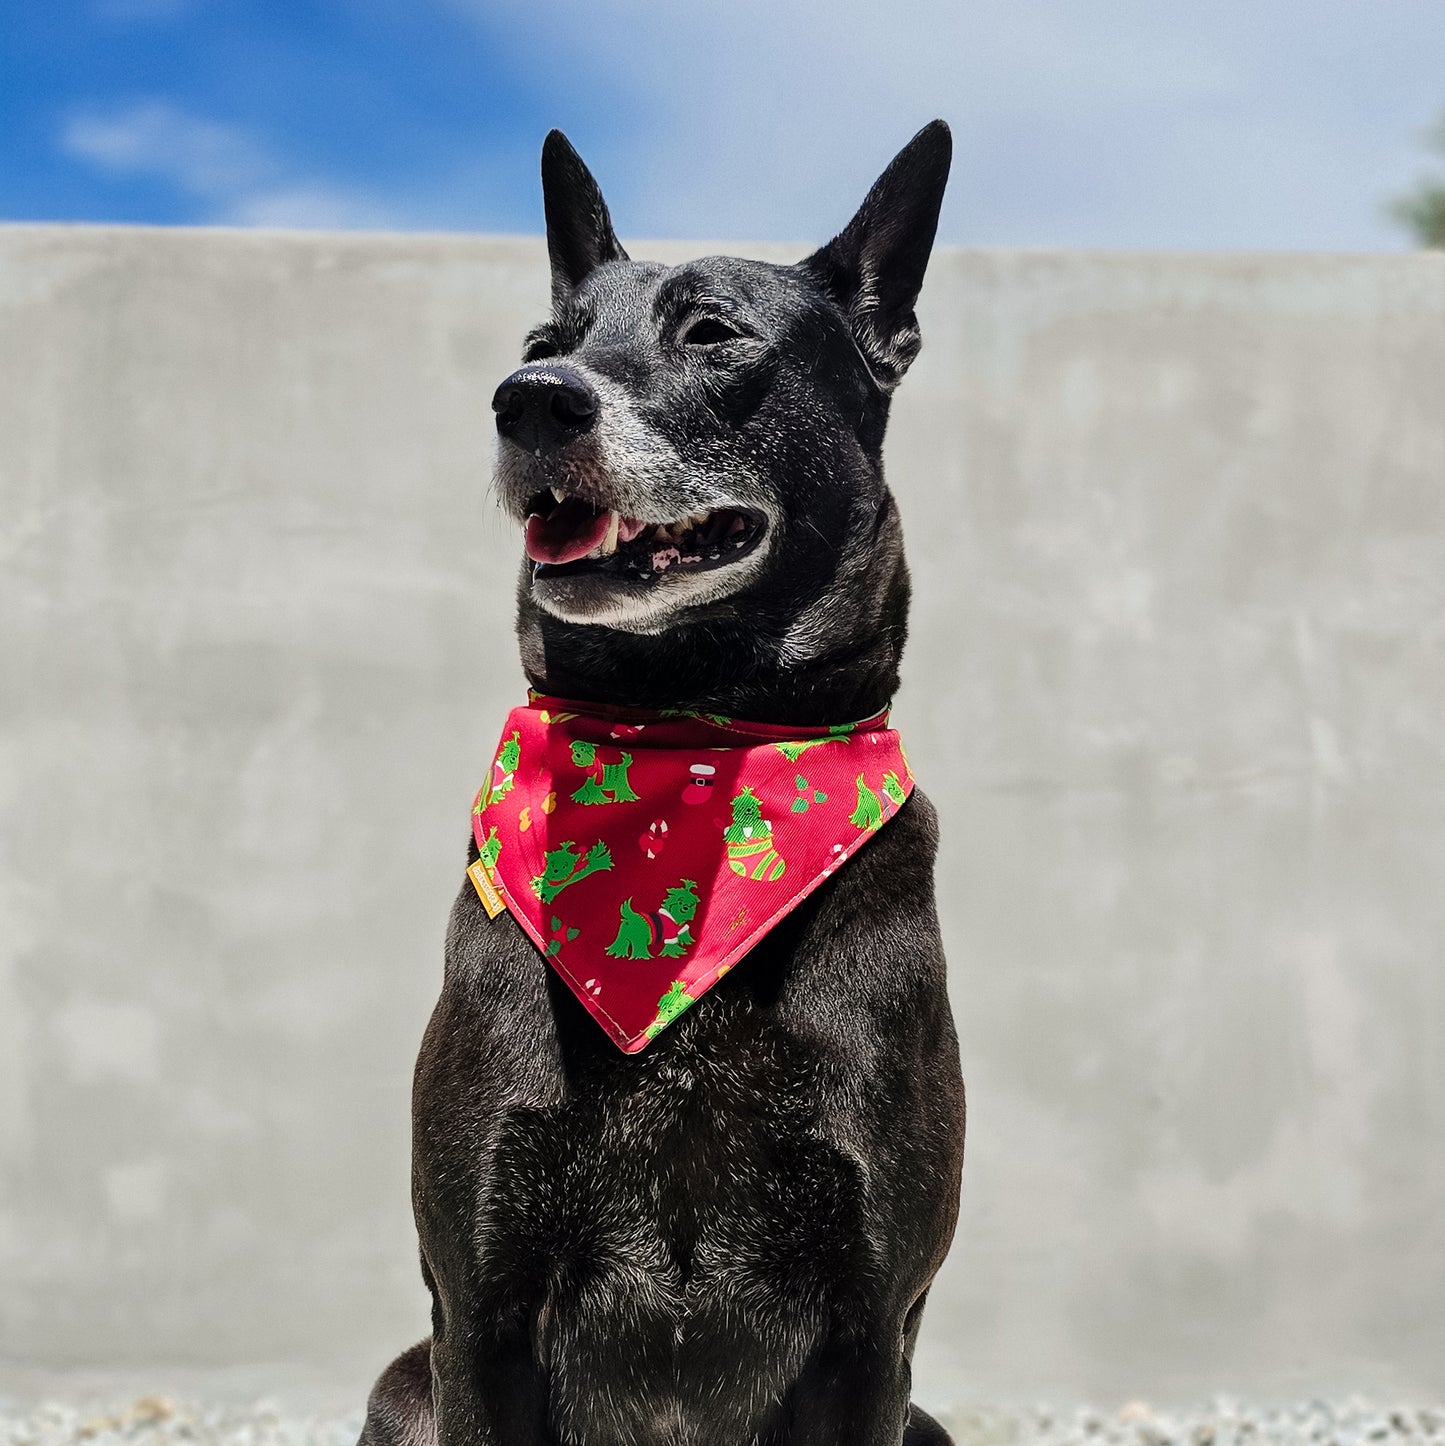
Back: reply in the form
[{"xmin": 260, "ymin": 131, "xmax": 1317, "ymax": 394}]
[
  {"xmin": 802, "ymin": 120, "xmax": 952, "ymax": 391},
  {"xmin": 541, "ymin": 130, "xmax": 629, "ymax": 307}
]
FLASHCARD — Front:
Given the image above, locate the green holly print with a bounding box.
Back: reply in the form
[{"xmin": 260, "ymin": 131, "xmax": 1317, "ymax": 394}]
[
  {"xmin": 475, "ymin": 730, "xmax": 521, "ymax": 813},
  {"xmin": 724, "ymin": 786, "xmax": 786, "ymax": 881},
  {"xmin": 774, "ymin": 724, "xmax": 855, "ymax": 761},
  {"xmin": 569, "ymin": 740, "xmax": 641, "ymax": 805},
  {"xmin": 849, "ymin": 770, "xmax": 908, "ymax": 832},
  {"xmin": 605, "ymin": 879, "xmax": 700, "ymax": 960},
  {"xmin": 546, "ymin": 913, "xmax": 580, "ymax": 958},
  {"xmin": 789, "ymin": 772, "xmax": 830, "ymax": 814},
  {"xmin": 530, "ymin": 839, "xmax": 614, "ymax": 903},
  {"xmin": 477, "ymin": 825, "xmax": 502, "ymax": 873},
  {"xmin": 645, "ymin": 979, "xmax": 697, "ymax": 1039}
]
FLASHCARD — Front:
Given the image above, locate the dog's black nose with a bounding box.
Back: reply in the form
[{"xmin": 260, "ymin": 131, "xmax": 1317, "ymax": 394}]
[{"xmin": 492, "ymin": 365, "xmax": 599, "ymax": 452}]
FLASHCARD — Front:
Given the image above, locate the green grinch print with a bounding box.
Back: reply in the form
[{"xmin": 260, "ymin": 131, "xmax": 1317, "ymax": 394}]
[
  {"xmin": 774, "ymin": 724, "xmax": 855, "ymax": 762},
  {"xmin": 475, "ymin": 731, "xmax": 521, "ymax": 813},
  {"xmin": 568, "ymin": 740, "xmax": 641, "ymax": 805},
  {"xmin": 724, "ymin": 786, "xmax": 786, "ymax": 881},
  {"xmin": 477, "ymin": 825, "xmax": 502, "ymax": 873},
  {"xmin": 645, "ymin": 979, "xmax": 696, "ymax": 1039},
  {"xmin": 660, "ymin": 708, "xmax": 733, "ymax": 726},
  {"xmin": 849, "ymin": 771, "xmax": 908, "ymax": 832},
  {"xmin": 530, "ymin": 840, "xmax": 613, "ymax": 903},
  {"xmin": 606, "ymin": 880, "xmax": 700, "ymax": 960}
]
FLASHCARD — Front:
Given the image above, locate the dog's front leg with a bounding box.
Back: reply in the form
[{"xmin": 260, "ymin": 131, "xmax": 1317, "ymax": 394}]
[
  {"xmin": 429, "ymin": 1321, "xmax": 551, "ymax": 1446},
  {"xmin": 783, "ymin": 1333, "xmax": 918, "ymax": 1446}
]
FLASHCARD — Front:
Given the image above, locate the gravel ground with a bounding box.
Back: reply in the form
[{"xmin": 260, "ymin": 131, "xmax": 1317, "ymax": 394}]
[
  {"xmin": 0, "ymin": 1399, "xmax": 361, "ymax": 1446},
  {"xmin": 948, "ymin": 1401, "xmax": 1445, "ymax": 1446},
  {"xmin": 1, "ymin": 1397, "xmax": 1442, "ymax": 1446}
]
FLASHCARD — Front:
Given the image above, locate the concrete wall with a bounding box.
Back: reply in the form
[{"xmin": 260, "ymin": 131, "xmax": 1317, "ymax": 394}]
[{"xmin": 2, "ymin": 227, "xmax": 1443, "ymax": 1407}]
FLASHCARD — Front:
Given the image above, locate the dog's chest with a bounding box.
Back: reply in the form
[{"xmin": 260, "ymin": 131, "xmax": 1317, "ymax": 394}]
[
  {"xmin": 484, "ymin": 1007, "xmax": 860, "ymax": 1280},
  {"xmin": 475, "ymin": 1012, "xmax": 863, "ymax": 1446}
]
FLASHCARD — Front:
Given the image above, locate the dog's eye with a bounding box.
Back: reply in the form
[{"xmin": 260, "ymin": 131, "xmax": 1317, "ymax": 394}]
[
  {"xmin": 523, "ymin": 339, "xmax": 559, "ymax": 362},
  {"xmin": 682, "ymin": 318, "xmax": 741, "ymax": 347}
]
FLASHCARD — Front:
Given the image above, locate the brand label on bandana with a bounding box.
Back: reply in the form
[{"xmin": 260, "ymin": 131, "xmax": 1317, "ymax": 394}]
[
  {"xmin": 471, "ymin": 694, "xmax": 913, "ymax": 1052},
  {"xmin": 466, "ymin": 857, "xmax": 507, "ymax": 919}
]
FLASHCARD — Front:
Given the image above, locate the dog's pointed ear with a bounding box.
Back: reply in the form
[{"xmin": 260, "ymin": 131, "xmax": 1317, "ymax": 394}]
[
  {"xmin": 541, "ymin": 130, "xmax": 629, "ymax": 306},
  {"xmin": 802, "ymin": 120, "xmax": 952, "ymax": 391}
]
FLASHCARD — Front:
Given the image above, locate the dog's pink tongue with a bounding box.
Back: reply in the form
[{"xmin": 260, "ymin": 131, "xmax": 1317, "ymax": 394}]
[{"xmin": 526, "ymin": 498, "xmax": 612, "ymax": 564}]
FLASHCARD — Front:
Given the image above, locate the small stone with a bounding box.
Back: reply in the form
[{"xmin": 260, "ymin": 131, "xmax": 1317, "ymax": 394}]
[
  {"xmin": 130, "ymin": 1399, "xmax": 175, "ymax": 1426},
  {"xmin": 1141, "ymin": 1415, "xmax": 1178, "ymax": 1446}
]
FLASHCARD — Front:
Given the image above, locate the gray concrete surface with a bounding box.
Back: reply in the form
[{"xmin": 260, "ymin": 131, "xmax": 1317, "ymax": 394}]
[{"xmin": 1, "ymin": 227, "xmax": 1443, "ymax": 1408}]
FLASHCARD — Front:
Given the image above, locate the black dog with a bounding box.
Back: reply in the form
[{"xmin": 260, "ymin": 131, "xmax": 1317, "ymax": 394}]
[{"xmin": 360, "ymin": 121, "xmax": 965, "ymax": 1446}]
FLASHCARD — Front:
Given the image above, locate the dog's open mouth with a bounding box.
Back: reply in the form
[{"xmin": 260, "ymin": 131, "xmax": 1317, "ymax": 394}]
[{"xmin": 523, "ymin": 490, "xmax": 766, "ymax": 579}]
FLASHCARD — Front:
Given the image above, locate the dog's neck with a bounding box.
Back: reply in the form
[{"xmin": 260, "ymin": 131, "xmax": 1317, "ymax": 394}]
[
  {"xmin": 515, "ymin": 526, "xmax": 911, "ymax": 728},
  {"xmin": 518, "ymin": 618, "xmax": 900, "ymax": 726}
]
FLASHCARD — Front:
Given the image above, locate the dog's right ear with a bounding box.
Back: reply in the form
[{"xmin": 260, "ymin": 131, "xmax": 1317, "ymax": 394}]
[{"xmin": 541, "ymin": 130, "xmax": 629, "ymax": 307}]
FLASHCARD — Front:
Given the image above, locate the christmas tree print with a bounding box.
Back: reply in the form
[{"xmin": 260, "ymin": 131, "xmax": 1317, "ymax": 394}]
[{"xmin": 724, "ymin": 786, "xmax": 786, "ymax": 881}]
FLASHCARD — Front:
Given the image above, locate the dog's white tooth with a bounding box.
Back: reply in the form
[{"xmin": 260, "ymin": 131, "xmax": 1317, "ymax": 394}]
[
  {"xmin": 550, "ymin": 486, "xmax": 567, "ymax": 502},
  {"xmin": 597, "ymin": 511, "xmax": 620, "ymax": 556}
]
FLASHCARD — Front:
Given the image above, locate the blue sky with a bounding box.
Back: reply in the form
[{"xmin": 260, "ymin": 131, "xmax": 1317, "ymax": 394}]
[{"xmin": 4, "ymin": 0, "xmax": 1445, "ymax": 250}]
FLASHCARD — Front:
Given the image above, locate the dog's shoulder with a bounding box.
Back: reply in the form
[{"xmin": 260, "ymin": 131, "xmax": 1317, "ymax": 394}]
[{"xmin": 802, "ymin": 785, "xmax": 943, "ymax": 955}]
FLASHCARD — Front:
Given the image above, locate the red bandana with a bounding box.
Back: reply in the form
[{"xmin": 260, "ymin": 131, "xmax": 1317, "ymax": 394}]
[{"xmin": 469, "ymin": 695, "xmax": 913, "ymax": 1052}]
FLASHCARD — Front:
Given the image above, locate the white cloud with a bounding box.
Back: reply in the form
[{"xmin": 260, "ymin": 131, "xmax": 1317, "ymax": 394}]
[
  {"xmin": 226, "ymin": 184, "xmax": 402, "ymax": 231},
  {"xmin": 59, "ymin": 100, "xmax": 398, "ymax": 230},
  {"xmin": 62, "ymin": 101, "xmax": 273, "ymax": 200}
]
